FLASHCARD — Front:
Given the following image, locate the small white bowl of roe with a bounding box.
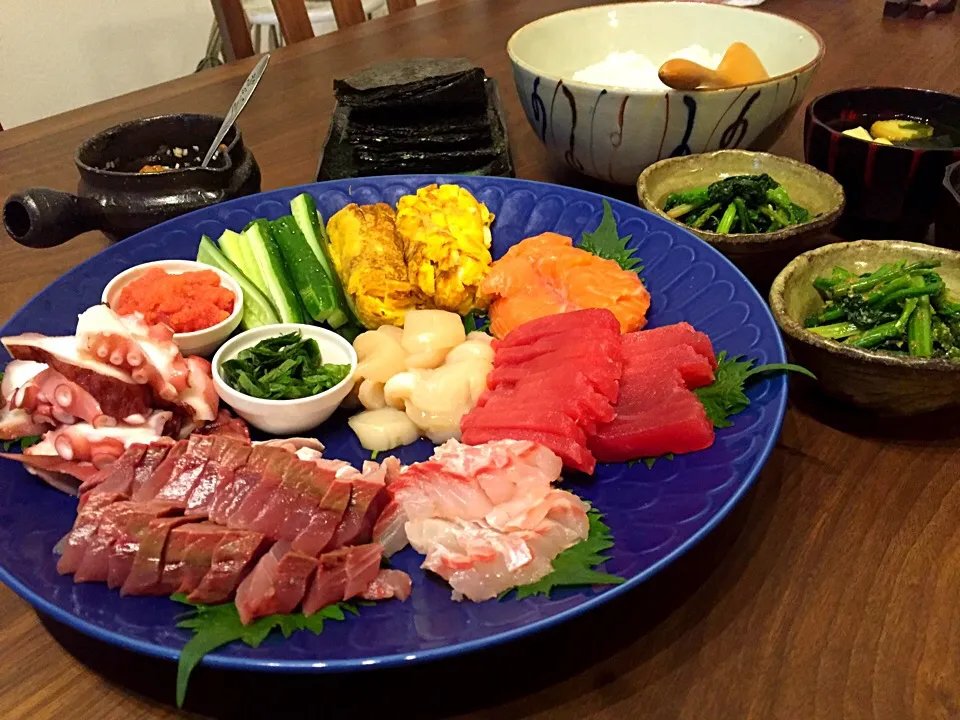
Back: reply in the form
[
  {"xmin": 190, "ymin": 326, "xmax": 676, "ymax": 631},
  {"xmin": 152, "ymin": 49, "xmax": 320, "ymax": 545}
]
[
  {"xmin": 102, "ymin": 260, "xmax": 244, "ymax": 357},
  {"xmin": 211, "ymin": 324, "xmax": 358, "ymax": 435}
]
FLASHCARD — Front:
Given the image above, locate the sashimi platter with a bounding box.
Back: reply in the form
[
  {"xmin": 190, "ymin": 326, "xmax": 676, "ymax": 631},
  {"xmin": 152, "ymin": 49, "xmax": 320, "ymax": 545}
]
[{"xmin": 0, "ymin": 176, "xmax": 802, "ymax": 704}]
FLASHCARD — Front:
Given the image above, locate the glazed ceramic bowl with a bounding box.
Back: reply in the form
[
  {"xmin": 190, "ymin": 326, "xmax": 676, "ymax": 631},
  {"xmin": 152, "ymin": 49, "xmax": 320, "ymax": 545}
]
[
  {"xmin": 770, "ymin": 240, "xmax": 960, "ymax": 415},
  {"xmin": 638, "ymin": 150, "xmax": 844, "ymax": 287},
  {"xmin": 507, "ymin": 2, "xmax": 823, "ymax": 185},
  {"xmin": 936, "ymin": 160, "xmax": 960, "ymax": 249},
  {"xmin": 212, "ymin": 324, "xmax": 358, "ymax": 435},
  {"xmin": 804, "ymin": 87, "xmax": 960, "ymax": 241},
  {"xmin": 102, "ymin": 260, "xmax": 244, "ymax": 357}
]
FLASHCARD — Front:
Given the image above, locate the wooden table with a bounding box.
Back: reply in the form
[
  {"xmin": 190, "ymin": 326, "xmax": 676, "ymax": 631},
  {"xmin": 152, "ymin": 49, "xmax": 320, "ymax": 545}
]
[{"xmin": 2, "ymin": 1, "xmax": 959, "ymax": 718}]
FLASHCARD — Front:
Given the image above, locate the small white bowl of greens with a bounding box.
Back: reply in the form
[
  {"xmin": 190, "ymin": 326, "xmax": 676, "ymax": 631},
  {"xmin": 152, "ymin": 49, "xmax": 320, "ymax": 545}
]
[{"xmin": 212, "ymin": 324, "xmax": 357, "ymax": 434}]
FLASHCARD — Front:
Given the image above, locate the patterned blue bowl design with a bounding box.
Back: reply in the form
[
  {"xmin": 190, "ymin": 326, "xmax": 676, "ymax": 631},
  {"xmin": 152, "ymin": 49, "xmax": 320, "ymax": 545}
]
[
  {"xmin": 507, "ymin": 2, "xmax": 823, "ymax": 184},
  {"xmin": 0, "ymin": 176, "xmax": 788, "ymax": 672}
]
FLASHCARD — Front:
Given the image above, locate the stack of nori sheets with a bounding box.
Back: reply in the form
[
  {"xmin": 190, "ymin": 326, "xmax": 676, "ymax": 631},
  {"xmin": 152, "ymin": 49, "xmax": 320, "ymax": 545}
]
[{"xmin": 317, "ymin": 58, "xmax": 514, "ymax": 180}]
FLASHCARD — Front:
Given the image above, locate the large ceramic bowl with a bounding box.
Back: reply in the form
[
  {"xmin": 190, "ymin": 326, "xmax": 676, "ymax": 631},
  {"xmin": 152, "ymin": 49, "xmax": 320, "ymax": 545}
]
[
  {"xmin": 770, "ymin": 240, "xmax": 960, "ymax": 415},
  {"xmin": 507, "ymin": 2, "xmax": 823, "ymax": 185},
  {"xmin": 637, "ymin": 150, "xmax": 844, "ymax": 287},
  {"xmin": 804, "ymin": 87, "xmax": 960, "ymax": 241}
]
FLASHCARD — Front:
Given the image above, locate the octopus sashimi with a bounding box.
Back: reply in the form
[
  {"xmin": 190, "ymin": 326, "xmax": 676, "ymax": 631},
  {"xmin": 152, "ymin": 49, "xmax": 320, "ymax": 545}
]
[{"xmin": 482, "ymin": 232, "xmax": 650, "ymax": 338}]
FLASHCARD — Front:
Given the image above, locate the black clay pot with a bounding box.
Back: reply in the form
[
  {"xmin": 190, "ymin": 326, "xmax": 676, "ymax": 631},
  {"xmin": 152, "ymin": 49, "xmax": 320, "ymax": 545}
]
[
  {"xmin": 804, "ymin": 87, "xmax": 960, "ymax": 242},
  {"xmin": 3, "ymin": 114, "xmax": 261, "ymax": 248}
]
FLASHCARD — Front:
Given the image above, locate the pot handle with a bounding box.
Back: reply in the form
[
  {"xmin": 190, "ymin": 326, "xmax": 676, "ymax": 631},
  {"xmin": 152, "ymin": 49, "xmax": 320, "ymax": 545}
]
[{"xmin": 3, "ymin": 188, "xmax": 104, "ymax": 249}]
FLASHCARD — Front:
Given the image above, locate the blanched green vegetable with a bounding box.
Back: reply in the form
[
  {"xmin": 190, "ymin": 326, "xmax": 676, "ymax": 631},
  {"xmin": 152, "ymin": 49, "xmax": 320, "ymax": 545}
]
[
  {"xmin": 805, "ymin": 259, "xmax": 960, "ymax": 360},
  {"xmin": 663, "ymin": 173, "xmax": 814, "ymax": 234}
]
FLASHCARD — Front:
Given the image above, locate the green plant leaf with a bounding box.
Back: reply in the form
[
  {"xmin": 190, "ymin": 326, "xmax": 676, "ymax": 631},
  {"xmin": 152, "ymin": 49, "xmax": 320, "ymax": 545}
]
[
  {"xmin": 171, "ymin": 595, "xmax": 358, "ymax": 707},
  {"xmin": 694, "ymin": 351, "xmax": 815, "ymax": 428},
  {"xmin": 579, "ymin": 199, "xmax": 643, "ymax": 274},
  {"xmin": 500, "ymin": 507, "xmax": 623, "ymax": 600},
  {"xmin": 463, "ymin": 311, "xmax": 491, "ymax": 334}
]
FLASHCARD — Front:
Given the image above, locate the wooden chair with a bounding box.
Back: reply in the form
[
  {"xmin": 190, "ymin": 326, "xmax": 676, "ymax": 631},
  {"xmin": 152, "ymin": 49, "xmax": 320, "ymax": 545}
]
[{"xmin": 211, "ymin": 0, "xmax": 417, "ymax": 61}]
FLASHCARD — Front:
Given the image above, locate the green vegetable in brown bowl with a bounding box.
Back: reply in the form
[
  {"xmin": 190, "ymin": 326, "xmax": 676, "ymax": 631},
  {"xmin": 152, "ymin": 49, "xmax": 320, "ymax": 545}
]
[
  {"xmin": 803, "ymin": 259, "xmax": 960, "ymax": 361},
  {"xmin": 662, "ymin": 173, "xmax": 814, "ymax": 234},
  {"xmin": 221, "ymin": 331, "xmax": 352, "ymax": 400}
]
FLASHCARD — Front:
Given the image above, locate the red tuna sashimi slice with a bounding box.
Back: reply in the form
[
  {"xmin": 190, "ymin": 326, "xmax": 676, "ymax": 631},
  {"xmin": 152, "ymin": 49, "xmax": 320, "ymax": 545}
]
[
  {"xmin": 57, "ymin": 492, "xmax": 126, "ymax": 575},
  {"xmin": 175, "ymin": 527, "xmax": 245, "ymax": 595},
  {"xmin": 132, "ymin": 440, "xmax": 187, "ymax": 501},
  {"xmin": 234, "ymin": 541, "xmax": 317, "ymax": 625},
  {"xmin": 623, "ymin": 343, "xmax": 714, "ymax": 389},
  {"xmin": 186, "ymin": 434, "xmax": 252, "ymax": 471},
  {"xmin": 121, "ymin": 516, "xmax": 199, "ymax": 596},
  {"xmin": 621, "ymin": 322, "xmax": 717, "ymax": 368},
  {"xmin": 301, "ymin": 544, "xmax": 383, "ymax": 616},
  {"xmin": 326, "ymin": 464, "xmax": 388, "ymax": 550},
  {"xmin": 494, "ymin": 308, "xmax": 620, "ymax": 348},
  {"xmin": 493, "ymin": 335, "xmax": 622, "ymax": 367},
  {"xmin": 227, "ymin": 473, "xmax": 282, "ymax": 530},
  {"xmin": 612, "ymin": 367, "xmax": 687, "ymax": 415},
  {"xmin": 361, "ymin": 569, "xmax": 412, "ymax": 602},
  {"xmin": 78, "ymin": 445, "xmax": 148, "ymax": 497},
  {"xmin": 153, "ymin": 453, "xmax": 209, "ymax": 506},
  {"xmin": 187, "ymin": 531, "xmax": 269, "ymax": 605},
  {"xmin": 130, "ymin": 444, "xmax": 174, "ymax": 497},
  {"xmin": 248, "ymin": 457, "xmax": 335, "ymax": 539},
  {"xmin": 290, "ymin": 479, "xmax": 352, "ymax": 556},
  {"xmin": 590, "ymin": 395, "xmax": 714, "ymax": 462},
  {"xmin": 460, "ymin": 426, "xmax": 595, "ymax": 474},
  {"xmin": 154, "ymin": 522, "xmax": 228, "ymax": 596},
  {"xmin": 207, "ymin": 465, "xmax": 262, "ymax": 525},
  {"xmin": 73, "ymin": 499, "xmax": 177, "ymax": 583},
  {"xmin": 104, "ymin": 501, "xmax": 183, "ymax": 588},
  {"xmin": 460, "ymin": 408, "xmax": 588, "ymax": 447},
  {"xmin": 487, "ymin": 364, "xmax": 620, "ymax": 404},
  {"xmin": 184, "ymin": 464, "xmax": 234, "ymax": 518}
]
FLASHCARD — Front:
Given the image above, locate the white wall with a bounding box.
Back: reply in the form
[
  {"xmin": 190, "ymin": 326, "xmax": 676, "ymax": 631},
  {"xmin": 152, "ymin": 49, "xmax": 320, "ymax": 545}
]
[
  {"xmin": 0, "ymin": 0, "xmax": 215, "ymax": 129},
  {"xmin": 0, "ymin": 0, "xmax": 437, "ymax": 130}
]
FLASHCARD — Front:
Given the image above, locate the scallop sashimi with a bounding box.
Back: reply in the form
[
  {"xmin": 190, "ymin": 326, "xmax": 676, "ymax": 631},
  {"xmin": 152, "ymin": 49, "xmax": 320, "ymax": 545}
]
[
  {"xmin": 372, "ymin": 438, "xmax": 588, "ymax": 601},
  {"xmin": 482, "ymin": 233, "xmax": 651, "ymax": 339}
]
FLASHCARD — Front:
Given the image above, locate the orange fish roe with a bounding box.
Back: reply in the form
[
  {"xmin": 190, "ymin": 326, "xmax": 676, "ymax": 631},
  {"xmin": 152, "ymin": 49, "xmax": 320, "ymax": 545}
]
[{"xmin": 114, "ymin": 267, "xmax": 235, "ymax": 333}]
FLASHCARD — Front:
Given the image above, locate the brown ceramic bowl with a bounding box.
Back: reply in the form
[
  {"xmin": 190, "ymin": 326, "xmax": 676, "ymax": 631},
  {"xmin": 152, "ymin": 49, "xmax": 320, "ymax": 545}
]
[
  {"xmin": 770, "ymin": 240, "xmax": 960, "ymax": 415},
  {"xmin": 936, "ymin": 160, "xmax": 960, "ymax": 250},
  {"xmin": 637, "ymin": 150, "xmax": 845, "ymax": 288}
]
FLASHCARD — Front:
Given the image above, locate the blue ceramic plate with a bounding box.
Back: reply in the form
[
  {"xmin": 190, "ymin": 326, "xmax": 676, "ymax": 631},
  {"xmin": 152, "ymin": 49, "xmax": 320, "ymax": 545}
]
[{"xmin": 0, "ymin": 176, "xmax": 787, "ymax": 672}]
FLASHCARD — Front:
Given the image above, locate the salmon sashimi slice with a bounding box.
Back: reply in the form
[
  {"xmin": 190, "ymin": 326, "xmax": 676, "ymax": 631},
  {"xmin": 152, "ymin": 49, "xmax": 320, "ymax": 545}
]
[
  {"xmin": 483, "ymin": 234, "xmax": 650, "ymax": 338},
  {"xmin": 621, "ymin": 322, "xmax": 717, "ymax": 369}
]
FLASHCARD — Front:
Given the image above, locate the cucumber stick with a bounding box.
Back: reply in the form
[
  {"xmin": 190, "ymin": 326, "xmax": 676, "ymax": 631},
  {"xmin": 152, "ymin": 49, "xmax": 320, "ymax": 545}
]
[
  {"xmin": 290, "ymin": 193, "xmax": 358, "ymax": 326},
  {"xmin": 270, "ymin": 216, "xmax": 348, "ymax": 328},
  {"xmin": 244, "ymin": 220, "xmax": 305, "ymax": 324},
  {"xmin": 196, "ymin": 236, "xmax": 280, "ymax": 330},
  {"xmin": 218, "ymin": 229, "xmax": 269, "ymax": 296}
]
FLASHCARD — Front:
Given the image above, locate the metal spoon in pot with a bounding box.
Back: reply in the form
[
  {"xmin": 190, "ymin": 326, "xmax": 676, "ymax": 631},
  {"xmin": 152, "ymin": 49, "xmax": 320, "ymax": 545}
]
[{"xmin": 201, "ymin": 53, "xmax": 271, "ymax": 168}]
